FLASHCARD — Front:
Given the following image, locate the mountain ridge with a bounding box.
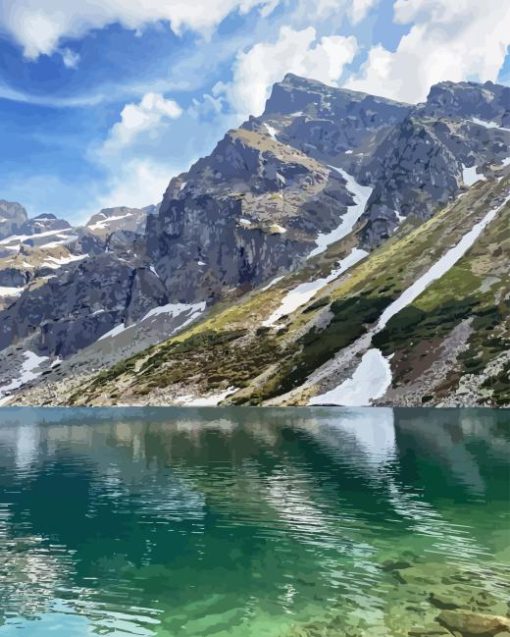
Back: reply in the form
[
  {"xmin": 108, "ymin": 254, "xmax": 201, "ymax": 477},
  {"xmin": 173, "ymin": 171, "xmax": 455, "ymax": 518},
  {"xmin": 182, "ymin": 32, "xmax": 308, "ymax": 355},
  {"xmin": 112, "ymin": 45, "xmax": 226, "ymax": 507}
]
[{"xmin": 1, "ymin": 75, "xmax": 509, "ymax": 406}]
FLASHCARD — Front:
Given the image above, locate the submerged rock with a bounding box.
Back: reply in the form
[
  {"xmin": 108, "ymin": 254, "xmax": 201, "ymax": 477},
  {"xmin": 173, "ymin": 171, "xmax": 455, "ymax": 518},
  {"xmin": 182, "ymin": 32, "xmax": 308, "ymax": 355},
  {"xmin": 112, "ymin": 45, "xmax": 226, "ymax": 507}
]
[{"xmin": 437, "ymin": 610, "xmax": 510, "ymax": 636}]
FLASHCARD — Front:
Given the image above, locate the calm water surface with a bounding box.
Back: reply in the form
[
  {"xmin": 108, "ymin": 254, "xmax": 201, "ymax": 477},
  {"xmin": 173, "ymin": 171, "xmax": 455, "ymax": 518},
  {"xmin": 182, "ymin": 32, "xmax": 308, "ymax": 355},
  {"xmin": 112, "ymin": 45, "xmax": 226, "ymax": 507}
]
[{"xmin": 0, "ymin": 407, "xmax": 508, "ymax": 636}]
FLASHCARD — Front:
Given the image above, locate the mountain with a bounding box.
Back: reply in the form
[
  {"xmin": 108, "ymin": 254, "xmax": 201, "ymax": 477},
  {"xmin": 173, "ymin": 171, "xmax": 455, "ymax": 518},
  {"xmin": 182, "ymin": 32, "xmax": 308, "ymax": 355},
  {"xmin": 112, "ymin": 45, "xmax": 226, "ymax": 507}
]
[{"xmin": 1, "ymin": 76, "xmax": 510, "ymax": 406}]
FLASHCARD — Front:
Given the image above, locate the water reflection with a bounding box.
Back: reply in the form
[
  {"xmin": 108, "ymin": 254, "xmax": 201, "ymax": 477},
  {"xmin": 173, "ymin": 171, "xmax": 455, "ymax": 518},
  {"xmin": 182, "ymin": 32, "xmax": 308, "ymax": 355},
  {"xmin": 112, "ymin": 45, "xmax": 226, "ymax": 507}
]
[{"xmin": 0, "ymin": 407, "xmax": 508, "ymax": 636}]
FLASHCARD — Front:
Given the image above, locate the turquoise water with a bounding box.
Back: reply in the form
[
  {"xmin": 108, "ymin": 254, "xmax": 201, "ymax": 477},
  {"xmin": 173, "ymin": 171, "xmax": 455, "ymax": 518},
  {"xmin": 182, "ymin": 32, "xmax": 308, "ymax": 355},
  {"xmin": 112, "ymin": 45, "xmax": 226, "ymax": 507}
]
[{"xmin": 0, "ymin": 407, "xmax": 508, "ymax": 636}]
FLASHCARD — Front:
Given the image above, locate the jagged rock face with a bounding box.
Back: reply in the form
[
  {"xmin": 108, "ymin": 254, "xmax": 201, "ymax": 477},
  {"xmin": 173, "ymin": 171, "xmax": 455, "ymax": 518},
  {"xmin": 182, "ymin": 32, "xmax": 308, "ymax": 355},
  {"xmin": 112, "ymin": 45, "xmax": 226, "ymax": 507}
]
[
  {"xmin": 423, "ymin": 81, "xmax": 510, "ymax": 125},
  {"xmin": 0, "ymin": 267, "xmax": 29, "ymax": 288},
  {"xmin": 359, "ymin": 117, "xmax": 464, "ymax": 245},
  {"xmin": 0, "ymin": 200, "xmax": 159, "ymax": 359},
  {"xmin": 105, "ymin": 229, "xmax": 146, "ymax": 260},
  {"xmin": 250, "ymin": 73, "xmax": 411, "ymax": 173},
  {"xmin": 0, "ymin": 200, "xmax": 28, "ymax": 240},
  {"xmin": 148, "ymin": 128, "xmax": 353, "ymax": 302},
  {"xmin": 0, "ymin": 255, "xmax": 167, "ymax": 357},
  {"xmin": 358, "ymin": 97, "xmax": 510, "ymax": 246}
]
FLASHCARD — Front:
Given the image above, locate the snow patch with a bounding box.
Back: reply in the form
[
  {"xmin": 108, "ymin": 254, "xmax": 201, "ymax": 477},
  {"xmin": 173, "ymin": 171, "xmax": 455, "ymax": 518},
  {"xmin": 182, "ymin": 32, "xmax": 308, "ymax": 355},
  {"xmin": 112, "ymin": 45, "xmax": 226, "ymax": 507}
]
[
  {"xmin": 261, "ymin": 275, "xmax": 284, "ymax": 291},
  {"xmin": 310, "ymin": 349, "xmax": 392, "ymax": 406},
  {"xmin": 0, "ymin": 351, "xmax": 49, "ymax": 401},
  {"xmin": 0, "ymin": 286, "xmax": 24, "ymax": 298},
  {"xmin": 462, "ymin": 164, "xmax": 486, "ymax": 186},
  {"xmin": 308, "ymin": 167, "xmax": 372, "ymax": 259},
  {"xmin": 40, "ymin": 234, "xmax": 78, "ymax": 249},
  {"xmin": 264, "ymin": 123, "xmax": 279, "ymax": 140},
  {"xmin": 98, "ymin": 323, "xmax": 128, "ymax": 341},
  {"xmin": 395, "ymin": 210, "xmax": 406, "ymax": 224},
  {"xmin": 42, "ymin": 254, "xmax": 87, "ymax": 269},
  {"xmin": 142, "ymin": 301, "xmax": 206, "ymax": 321},
  {"xmin": 263, "ymin": 248, "xmax": 367, "ymax": 327},
  {"xmin": 471, "ymin": 117, "xmax": 510, "ymax": 132},
  {"xmin": 0, "ymin": 228, "xmax": 74, "ymax": 246},
  {"xmin": 88, "ymin": 213, "xmax": 133, "ymax": 230},
  {"xmin": 180, "ymin": 387, "xmax": 237, "ymax": 406},
  {"xmin": 97, "ymin": 302, "xmax": 206, "ymax": 343}
]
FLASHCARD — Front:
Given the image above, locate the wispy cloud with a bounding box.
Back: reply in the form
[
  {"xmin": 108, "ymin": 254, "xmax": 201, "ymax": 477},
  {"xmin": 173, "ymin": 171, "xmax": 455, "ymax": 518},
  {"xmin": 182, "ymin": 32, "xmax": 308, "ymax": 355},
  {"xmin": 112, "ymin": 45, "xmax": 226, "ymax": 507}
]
[{"xmin": 0, "ymin": 0, "xmax": 280, "ymax": 60}]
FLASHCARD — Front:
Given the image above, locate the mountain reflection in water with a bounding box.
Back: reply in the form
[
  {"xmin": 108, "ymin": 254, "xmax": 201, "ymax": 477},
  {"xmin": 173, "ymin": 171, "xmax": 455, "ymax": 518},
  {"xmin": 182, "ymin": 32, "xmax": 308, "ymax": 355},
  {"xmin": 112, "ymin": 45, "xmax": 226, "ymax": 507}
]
[{"xmin": 0, "ymin": 407, "xmax": 508, "ymax": 637}]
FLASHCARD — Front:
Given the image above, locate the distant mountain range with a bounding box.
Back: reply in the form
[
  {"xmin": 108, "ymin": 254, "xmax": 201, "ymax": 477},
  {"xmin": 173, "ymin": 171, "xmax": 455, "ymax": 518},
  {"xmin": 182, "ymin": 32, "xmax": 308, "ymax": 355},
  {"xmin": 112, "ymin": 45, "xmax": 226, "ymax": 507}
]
[{"xmin": 2, "ymin": 74, "xmax": 509, "ymax": 407}]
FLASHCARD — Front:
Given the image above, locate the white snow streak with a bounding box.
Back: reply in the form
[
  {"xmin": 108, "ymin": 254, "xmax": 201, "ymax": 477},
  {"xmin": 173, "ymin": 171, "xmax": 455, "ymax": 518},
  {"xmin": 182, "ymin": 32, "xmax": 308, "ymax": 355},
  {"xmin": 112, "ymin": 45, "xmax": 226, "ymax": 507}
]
[
  {"xmin": 98, "ymin": 323, "xmax": 128, "ymax": 341},
  {"xmin": 98, "ymin": 302, "xmax": 206, "ymax": 341},
  {"xmin": 471, "ymin": 117, "xmax": 510, "ymax": 132},
  {"xmin": 142, "ymin": 301, "xmax": 206, "ymax": 321},
  {"xmin": 180, "ymin": 387, "xmax": 237, "ymax": 406},
  {"xmin": 309, "ymin": 349, "xmax": 392, "ymax": 406},
  {"xmin": 311, "ymin": 198, "xmax": 508, "ymax": 406},
  {"xmin": 264, "ymin": 123, "xmax": 279, "ymax": 140},
  {"xmin": 0, "ymin": 228, "xmax": 73, "ymax": 245},
  {"xmin": 88, "ymin": 213, "xmax": 133, "ymax": 230},
  {"xmin": 308, "ymin": 167, "xmax": 372, "ymax": 259},
  {"xmin": 261, "ymin": 275, "xmax": 284, "ymax": 291},
  {"xmin": 42, "ymin": 254, "xmax": 87, "ymax": 269},
  {"xmin": 377, "ymin": 202, "xmax": 506, "ymax": 330},
  {"xmin": 263, "ymin": 248, "xmax": 367, "ymax": 327}
]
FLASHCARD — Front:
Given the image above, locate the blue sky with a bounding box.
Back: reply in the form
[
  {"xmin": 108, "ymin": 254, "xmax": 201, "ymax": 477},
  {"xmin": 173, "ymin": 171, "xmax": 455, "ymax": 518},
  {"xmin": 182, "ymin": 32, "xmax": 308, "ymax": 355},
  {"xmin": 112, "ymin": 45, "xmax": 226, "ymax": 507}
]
[{"xmin": 0, "ymin": 0, "xmax": 508, "ymax": 223}]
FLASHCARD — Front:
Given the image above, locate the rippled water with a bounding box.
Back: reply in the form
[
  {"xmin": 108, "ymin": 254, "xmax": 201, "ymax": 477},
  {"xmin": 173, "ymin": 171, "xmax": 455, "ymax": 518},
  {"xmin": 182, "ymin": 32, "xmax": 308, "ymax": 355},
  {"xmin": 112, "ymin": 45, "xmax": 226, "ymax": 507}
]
[{"xmin": 0, "ymin": 407, "xmax": 508, "ymax": 636}]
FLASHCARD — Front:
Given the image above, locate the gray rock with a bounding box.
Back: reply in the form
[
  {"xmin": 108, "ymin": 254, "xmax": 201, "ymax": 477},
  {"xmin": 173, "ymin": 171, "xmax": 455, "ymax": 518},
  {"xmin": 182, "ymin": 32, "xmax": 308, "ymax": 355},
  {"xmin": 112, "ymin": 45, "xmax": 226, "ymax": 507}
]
[{"xmin": 0, "ymin": 255, "xmax": 167, "ymax": 358}]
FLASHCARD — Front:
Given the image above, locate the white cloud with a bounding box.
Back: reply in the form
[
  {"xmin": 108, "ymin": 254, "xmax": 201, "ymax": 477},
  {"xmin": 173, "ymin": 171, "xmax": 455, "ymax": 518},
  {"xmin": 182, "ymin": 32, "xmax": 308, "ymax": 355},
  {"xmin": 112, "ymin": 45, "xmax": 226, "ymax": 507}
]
[
  {"xmin": 90, "ymin": 159, "xmax": 174, "ymax": 214},
  {"xmin": 225, "ymin": 26, "xmax": 358, "ymax": 116},
  {"xmin": 88, "ymin": 90, "xmax": 236, "ymax": 216},
  {"xmin": 346, "ymin": 0, "xmax": 510, "ymax": 103},
  {"xmin": 60, "ymin": 47, "xmax": 80, "ymax": 69},
  {"xmin": 349, "ymin": 0, "xmax": 379, "ymax": 24},
  {"xmin": 0, "ymin": 0, "xmax": 280, "ymax": 60},
  {"xmin": 101, "ymin": 92, "xmax": 183, "ymax": 155}
]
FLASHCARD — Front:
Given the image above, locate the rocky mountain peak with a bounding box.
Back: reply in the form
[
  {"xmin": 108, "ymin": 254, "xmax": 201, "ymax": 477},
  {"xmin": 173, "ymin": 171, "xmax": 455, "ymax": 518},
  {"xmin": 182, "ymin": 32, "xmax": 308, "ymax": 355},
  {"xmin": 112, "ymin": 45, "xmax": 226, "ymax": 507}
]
[
  {"xmin": 264, "ymin": 73, "xmax": 409, "ymax": 119},
  {"xmin": 423, "ymin": 80, "xmax": 510, "ymax": 125}
]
